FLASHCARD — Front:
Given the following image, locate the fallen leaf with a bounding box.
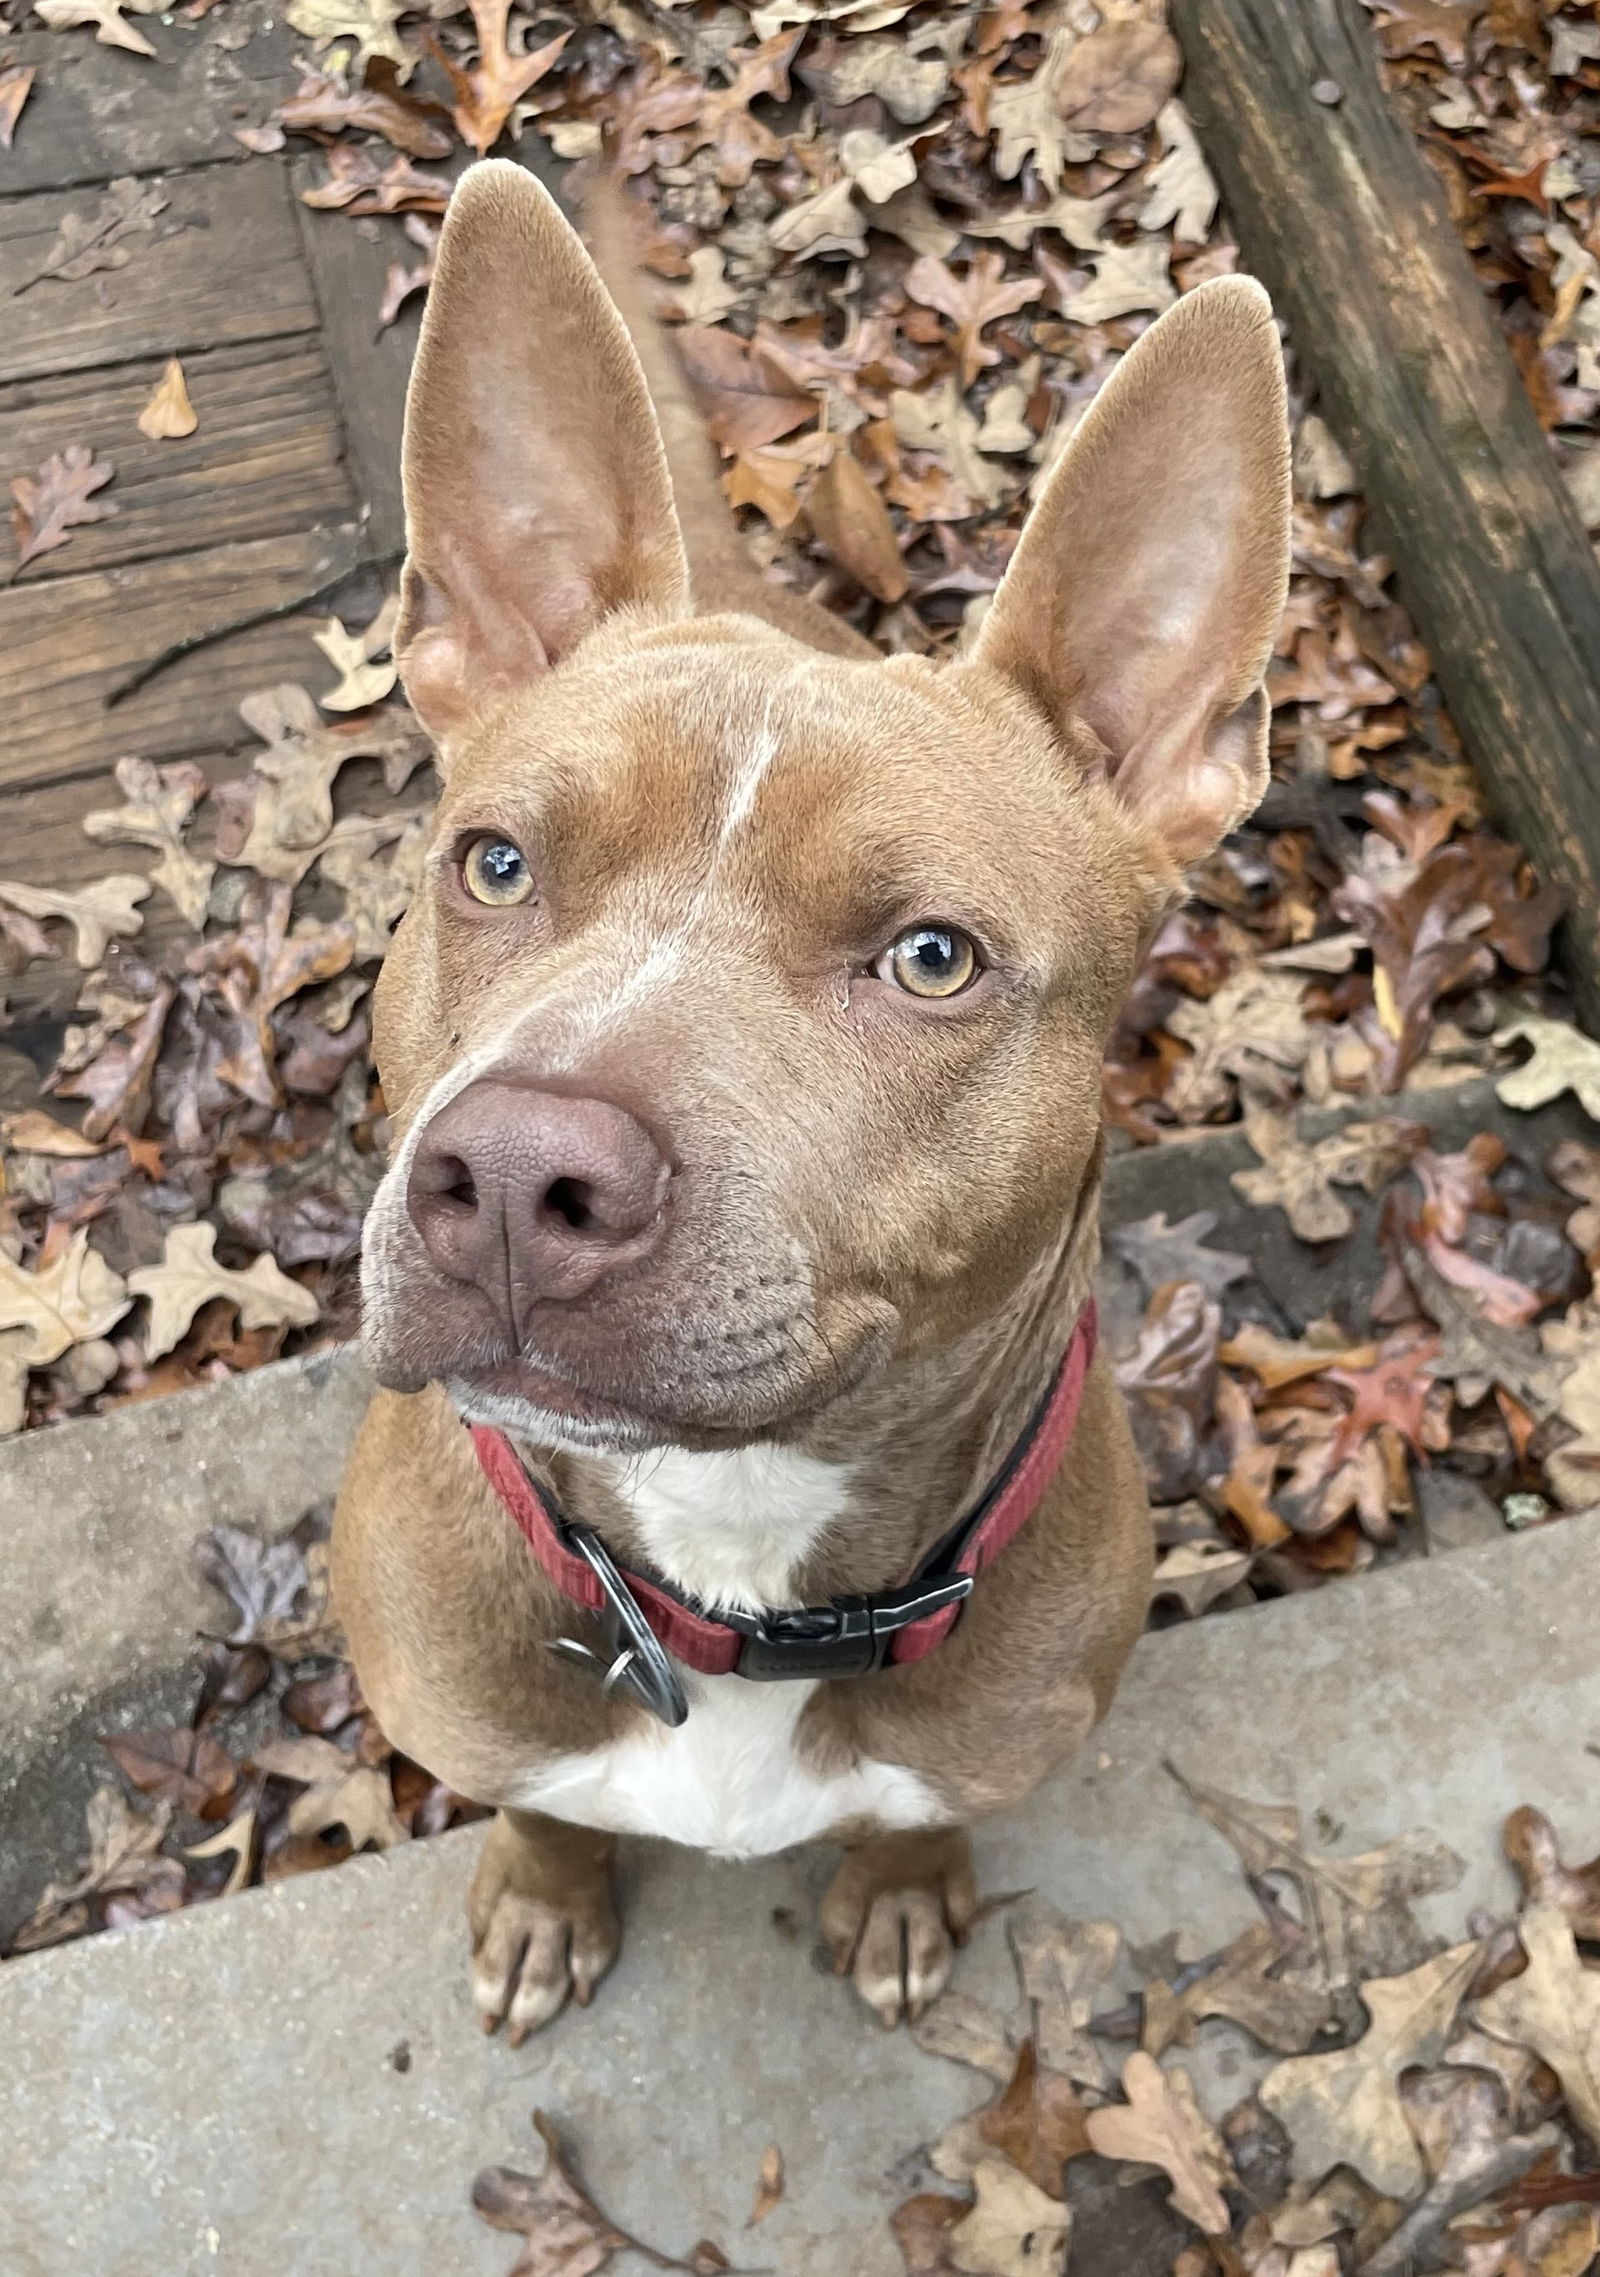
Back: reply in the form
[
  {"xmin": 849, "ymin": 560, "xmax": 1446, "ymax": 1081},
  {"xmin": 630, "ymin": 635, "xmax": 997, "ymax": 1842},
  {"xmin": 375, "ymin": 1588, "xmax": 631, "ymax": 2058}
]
[
  {"xmin": 50, "ymin": 975, "xmax": 174, "ymax": 1141},
  {"xmin": 665, "ymin": 244, "xmax": 742, "ymax": 326},
  {"xmin": 379, "ymin": 212, "xmax": 439, "ymax": 328},
  {"xmin": 989, "ymin": 25, "xmax": 1096, "ymax": 193},
  {"xmin": 0, "ymin": 56, "xmax": 36, "ymax": 148},
  {"xmin": 1168, "ymin": 1764, "xmax": 1465, "ymax": 1991},
  {"xmin": 912, "ymin": 1992, "xmax": 1018, "ymax": 2083},
  {"xmin": 194, "ymin": 1520, "xmax": 334, "ymax": 1654},
  {"xmin": 314, "ymin": 811, "xmax": 427, "ymax": 961},
  {"xmin": 253, "ymin": 1733, "xmax": 406, "ymax": 1850},
  {"xmin": 268, "ymin": 63, "xmax": 453, "ymax": 158},
  {"xmin": 136, "ymin": 357, "xmax": 198, "ymax": 440},
  {"xmin": 678, "ymin": 325, "xmax": 816, "ymax": 453},
  {"xmin": 102, "ymin": 1726, "xmax": 236, "ymax": 1815},
  {"xmin": 1164, "ymin": 967, "xmax": 1314, "ymax": 1121},
  {"xmin": 129, "ymin": 1222, "xmax": 318, "ymax": 1359},
  {"xmin": 1, "ymin": 1110, "xmax": 108, "ymax": 1158},
  {"xmin": 1504, "ymin": 1806, "xmax": 1600, "ymax": 1940},
  {"xmin": 1496, "ymin": 1016, "xmax": 1600, "ymax": 1121},
  {"xmin": 1359, "ymin": 2066, "xmax": 1563, "ymax": 2277},
  {"xmin": 1008, "ymin": 1898, "xmax": 1120, "ymax": 2091},
  {"xmin": 285, "ymin": 0, "xmax": 417, "ymax": 78},
  {"xmin": 313, "ymin": 592, "xmax": 400, "ymax": 711},
  {"xmin": 975, "ymin": 2040, "xmax": 1091, "ymax": 2196},
  {"xmin": 1052, "ymin": 19, "xmax": 1181, "ymax": 134},
  {"xmin": 805, "ymin": 31, "xmax": 949, "ymax": 125},
  {"xmin": 32, "ymin": 0, "xmax": 163, "ymax": 58},
  {"xmin": 82, "ymin": 756, "xmax": 213, "ymax": 927},
  {"xmin": 1149, "ymin": 1539, "xmax": 1254, "ymax": 1617},
  {"xmin": 9, "ymin": 443, "xmax": 118, "ymax": 575},
  {"xmin": 184, "ymin": 1808, "xmax": 258, "ymax": 1897},
  {"xmin": 9, "ymin": 1784, "xmax": 179, "ymax": 1953},
  {"xmin": 904, "ymin": 251, "xmax": 1041, "ymax": 389},
  {"xmin": 1260, "ymin": 1942, "xmax": 1483, "ymax": 2197},
  {"xmin": 747, "ymin": 2143, "xmax": 783, "ymax": 2227},
  {"xmin": 1143, "ymin": 1922, "xmax": 1337, "ymax": 2057},
  {"xmin": 1409, "ymin": 1248, "xmax": 1565, "ymax": 1415},
  {"xmin": 767, "ymin": 176, "xmax": 867, "ymax": 260},
  {"xmin": 1232, "ymin": 1109, "xmax": 1423, "ymax": 1245},
  {"xmin": 805, "ymin": 447, "xmax": 907, "ymax": 601},
  {"xmin": 298, "ymin": 144, "xmax": 450, "ymax": 215},
  {"xmin": 17, "ymin": 176, "xmax": 166, "ymax": 291},
  {"xmin": 1115, "ymin": 1280, "xmax": 1220, "ymax": 1505},
  {"xmin": 0, "ymin": 1229, "xmax": 130, "ymax": 1365},
  {"xmin": 891, "ymin": 2192, "xmax": 967, "ymax": 2277},
  {"xmin": 1084, "ymin": 2050, "xmax": 1233, "ymax": 2235},
  {"xmin": 890, "ymin": 377, "xmax": 1010, "ymax": 512},
  {"xmin": 1220, "ymin": 1322, "xmax": 1381, "ymax": 1391},
  {"xmin": 948, "ymin": 2157, "xmax": 1070, "ymax": 2277},
  {"xmin": 210, "ymin": 683, "xmax": 429, "ymax": 880},
  {"xmin": 1477, "ymin": 1902, "xmax": 1600, "ymax": 2147},
  {"xmin": 426, "ymin": 2, "xmax": 569, "ymax": 155},
  {"xmin": 0, "ymin": 1330, "xmax": 32, "ymax": 1435},
  {"xmin": 967, "ymin": 188, "xmax": 1112, "ymax": 254},
  {"xmin": 1140, "ymin": 101, "xmax": 1219, "ymax": 243},
  {"xmin": 1108, "ymin": 1212, "xmax": 1252, "ymax": 1304},
  {"xmin": 1061, "ymin": 238, "xmax": 1176, "ymax": 326},
  {"xmin": 473, "ymin": 2109, "xmax": 685, "ymax": 2276},
  {"xmin": 0, "ymin": 874, "xmax": 149, "ymax": 966}
]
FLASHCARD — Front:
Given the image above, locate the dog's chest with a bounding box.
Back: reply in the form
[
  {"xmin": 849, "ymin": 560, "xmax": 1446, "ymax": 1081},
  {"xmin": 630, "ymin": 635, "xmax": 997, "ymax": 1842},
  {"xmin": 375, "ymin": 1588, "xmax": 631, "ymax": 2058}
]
[{"xmin": 510, "ymin": 1443, "xmax": 943, "ymax": 1857}]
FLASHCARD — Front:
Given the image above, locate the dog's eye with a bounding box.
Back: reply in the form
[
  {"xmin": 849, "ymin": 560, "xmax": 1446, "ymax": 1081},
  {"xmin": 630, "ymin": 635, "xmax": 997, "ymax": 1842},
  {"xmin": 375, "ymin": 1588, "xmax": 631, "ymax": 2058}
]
[
  {"xmin": 462, "ymin": 836, "xmax": 534, "ymax": 907},
  {"xmin": 878, "ymin": 925, "xmax": 980, "ymax": 999}
]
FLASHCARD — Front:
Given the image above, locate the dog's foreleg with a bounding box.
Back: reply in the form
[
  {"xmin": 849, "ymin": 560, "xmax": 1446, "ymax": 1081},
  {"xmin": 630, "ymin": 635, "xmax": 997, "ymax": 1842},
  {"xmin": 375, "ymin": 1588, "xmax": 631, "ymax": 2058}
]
[
  {"xmin": 820, "ymin": 1827, "xmax": 977, "ymax": 2029},
  {"xmin": 468, "ymin": 1807, "xmax": 620, "ymax": 2043}
]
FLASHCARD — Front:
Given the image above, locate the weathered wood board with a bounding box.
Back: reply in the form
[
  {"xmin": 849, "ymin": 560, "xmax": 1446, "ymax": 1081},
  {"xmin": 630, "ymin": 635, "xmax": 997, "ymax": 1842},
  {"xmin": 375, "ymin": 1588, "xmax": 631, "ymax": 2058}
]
[{"xmin": 0, "ymin": 338, "xmax": 354, "ymax": 578}]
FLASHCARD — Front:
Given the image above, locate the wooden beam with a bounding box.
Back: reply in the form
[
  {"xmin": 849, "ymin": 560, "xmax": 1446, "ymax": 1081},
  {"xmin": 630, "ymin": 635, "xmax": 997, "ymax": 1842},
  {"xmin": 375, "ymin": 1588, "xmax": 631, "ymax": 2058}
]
[{"xmin": 1170, "ymin": 0, "xmax": 1600, "ymax": 1027}]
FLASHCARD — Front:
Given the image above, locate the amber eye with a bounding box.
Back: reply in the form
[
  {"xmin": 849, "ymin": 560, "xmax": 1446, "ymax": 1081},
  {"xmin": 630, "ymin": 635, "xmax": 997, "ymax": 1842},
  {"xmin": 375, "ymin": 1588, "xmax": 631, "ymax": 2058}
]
[
  {"xmin": 878, "ymin": 925, "xmax": 980, "ymax": 999},
  {"xmin": 462, "ymin": 836, "xmax": 534, "ymax": 907}
]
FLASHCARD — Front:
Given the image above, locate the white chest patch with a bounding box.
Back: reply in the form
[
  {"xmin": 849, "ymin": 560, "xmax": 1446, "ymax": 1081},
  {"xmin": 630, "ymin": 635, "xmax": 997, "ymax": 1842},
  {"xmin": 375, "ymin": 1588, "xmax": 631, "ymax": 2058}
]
[
  {"xmin": 510, "ymin": 1676, "xmax": 943, "ymax": 1858},
  {"xmin": 512, "ymin": 1437, "xmax": 943, "ymax": 1856}
]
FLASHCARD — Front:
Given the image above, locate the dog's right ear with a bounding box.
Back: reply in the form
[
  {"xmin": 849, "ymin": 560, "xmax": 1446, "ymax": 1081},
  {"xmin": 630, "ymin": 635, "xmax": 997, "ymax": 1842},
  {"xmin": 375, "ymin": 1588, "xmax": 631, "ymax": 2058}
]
[{"xmin": 394, "ymin": 160, "xmax": 689, "ymax": 750}]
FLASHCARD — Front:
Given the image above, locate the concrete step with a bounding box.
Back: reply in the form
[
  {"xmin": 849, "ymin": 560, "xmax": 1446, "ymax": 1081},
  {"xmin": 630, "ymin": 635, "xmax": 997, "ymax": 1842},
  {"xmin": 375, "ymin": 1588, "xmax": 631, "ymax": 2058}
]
[
  {"xmin": 1, "ymin": 1071, "xmax": 1585, "ymax": 1939},
  {"xmin": 4, "ymin": 1513, "xmax": 1598, "ymax": 2277}
]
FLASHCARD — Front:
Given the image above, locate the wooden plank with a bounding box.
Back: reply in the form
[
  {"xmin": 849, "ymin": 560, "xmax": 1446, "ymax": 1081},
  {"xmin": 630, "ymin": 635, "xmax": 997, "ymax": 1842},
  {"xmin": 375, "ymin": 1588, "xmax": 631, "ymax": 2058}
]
[
  {"xmin": 0, "ymin": 160, "xmax": 317, "ymax": 384},
  {"xmin": 1171, "ymin": 0, "xmax": 1600, "ymax": 1028},
  {"xmin": 0, "ymin": 4, "xmax": 298, "ymax": 197},
  {"xmin": 292, "ymin": 141, "xmax": 564, "ymax": 554},
  {"xmin": 0, "ymin": 338, "xmax": 355, "ymax": 580},
  {"xmin": 0, "ymin": 523, "xmax": 364, "ymax": 793}
]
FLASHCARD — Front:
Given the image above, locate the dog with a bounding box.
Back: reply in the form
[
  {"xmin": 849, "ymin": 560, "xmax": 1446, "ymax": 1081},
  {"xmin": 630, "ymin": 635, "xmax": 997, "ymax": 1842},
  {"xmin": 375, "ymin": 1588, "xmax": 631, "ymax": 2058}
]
[{"xmin": 333, "ymin": 157, "xmax": 1291, "ymax": 2041}]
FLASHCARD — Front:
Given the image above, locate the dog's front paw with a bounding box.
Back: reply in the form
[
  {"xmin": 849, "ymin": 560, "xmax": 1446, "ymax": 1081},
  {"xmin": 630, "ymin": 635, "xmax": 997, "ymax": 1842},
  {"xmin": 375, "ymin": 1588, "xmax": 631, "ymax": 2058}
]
[
  {"xmin": 468, "ymin": 1808, "xmax": 620, "ymax": 2044},
  {"xmin": 821, "ymin": 1828, "xmax": 977, "ymax": 2029}
]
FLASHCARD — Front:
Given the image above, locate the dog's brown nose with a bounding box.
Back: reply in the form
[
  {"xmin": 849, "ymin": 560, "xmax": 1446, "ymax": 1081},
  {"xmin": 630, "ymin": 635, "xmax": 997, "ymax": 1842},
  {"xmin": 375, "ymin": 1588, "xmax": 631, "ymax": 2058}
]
[{"xmin": 407, "ymin": 1082, "xmax": 670, "ymax": 1315}]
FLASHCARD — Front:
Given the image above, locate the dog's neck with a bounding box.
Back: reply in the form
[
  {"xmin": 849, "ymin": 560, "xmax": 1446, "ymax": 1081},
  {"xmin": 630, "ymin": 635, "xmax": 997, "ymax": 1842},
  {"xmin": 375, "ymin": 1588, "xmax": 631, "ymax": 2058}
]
[{"xmin": 534, "ymin": 1167, "xmax": 1103, "ymax": 1617}]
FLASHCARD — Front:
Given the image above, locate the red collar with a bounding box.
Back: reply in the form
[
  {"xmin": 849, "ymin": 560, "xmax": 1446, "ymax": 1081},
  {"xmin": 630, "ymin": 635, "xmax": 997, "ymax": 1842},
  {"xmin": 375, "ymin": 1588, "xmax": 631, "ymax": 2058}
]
[{"xmin": 469, "ymin": 1305, "xmax": 1096, "ymax": 1698}]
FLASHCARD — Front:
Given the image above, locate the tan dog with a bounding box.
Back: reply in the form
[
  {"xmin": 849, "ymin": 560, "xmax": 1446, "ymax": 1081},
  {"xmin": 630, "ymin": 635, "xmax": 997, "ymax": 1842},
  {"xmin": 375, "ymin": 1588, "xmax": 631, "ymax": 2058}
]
[{"xmin": 333, "ymin": 158, "xmax": 1291, "ymax": 2040}]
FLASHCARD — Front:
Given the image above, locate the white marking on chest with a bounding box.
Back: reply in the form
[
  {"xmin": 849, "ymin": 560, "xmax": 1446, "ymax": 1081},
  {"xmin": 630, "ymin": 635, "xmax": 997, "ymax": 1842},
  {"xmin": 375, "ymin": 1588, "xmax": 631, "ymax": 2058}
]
[
  {"xmin": 609, "ymin": 1439, "xmax": 848, "ymax": 1612},
  {"xmin": 510, "ymin": 1677, "xmax": 942, "ymax": 1858},
  {"xmin": 513, "ymin": 1435, "xmax": 943, "ymax": 1856}
]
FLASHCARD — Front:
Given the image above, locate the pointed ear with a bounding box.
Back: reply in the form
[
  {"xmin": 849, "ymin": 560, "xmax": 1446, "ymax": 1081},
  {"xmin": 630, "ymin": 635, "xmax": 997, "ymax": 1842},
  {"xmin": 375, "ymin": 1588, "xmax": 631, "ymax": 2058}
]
[
  {"xmin": 971, "ymin": 277, "xmax": 1291, "ymax": 868},
  {"xmin": 394, "ymin": 159, "xmax": 689, "ymax": 747}
]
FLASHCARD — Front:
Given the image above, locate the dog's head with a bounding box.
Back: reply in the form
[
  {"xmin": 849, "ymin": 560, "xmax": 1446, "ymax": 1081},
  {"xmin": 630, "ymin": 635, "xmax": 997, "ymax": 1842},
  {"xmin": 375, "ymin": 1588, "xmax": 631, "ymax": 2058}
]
[{"xmin": 361, "ymin": 160, "xmax": 1290, "ymax": 1454}]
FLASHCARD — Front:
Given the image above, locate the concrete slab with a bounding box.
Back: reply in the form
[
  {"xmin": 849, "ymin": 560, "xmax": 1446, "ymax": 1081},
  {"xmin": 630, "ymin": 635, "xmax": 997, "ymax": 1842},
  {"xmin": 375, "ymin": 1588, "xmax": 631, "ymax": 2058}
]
[
  {"xmin": 0, "ymin": 1345, "xmax": 370, "ymax": 1934},
  {"xmin": 4, "ymin": 1513, "xmax": 1598, "ymax": 2277}
]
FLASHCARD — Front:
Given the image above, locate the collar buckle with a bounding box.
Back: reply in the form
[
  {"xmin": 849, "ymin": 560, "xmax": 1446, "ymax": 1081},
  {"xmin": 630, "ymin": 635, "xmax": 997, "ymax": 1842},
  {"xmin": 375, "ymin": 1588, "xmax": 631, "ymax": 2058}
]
[{"xmin": 731, "ymin": 1574, "xmax": 974, "ymax": 1682}]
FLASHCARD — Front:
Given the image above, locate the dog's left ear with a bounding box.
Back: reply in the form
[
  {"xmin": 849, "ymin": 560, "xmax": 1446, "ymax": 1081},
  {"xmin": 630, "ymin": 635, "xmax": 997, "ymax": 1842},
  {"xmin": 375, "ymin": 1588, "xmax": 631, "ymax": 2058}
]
[
  {"xmin": 970, "ymin": 277, "xmax": 1291, "ymax": 868},
  {"xmin": 394, "ymin": 160, "xmax": 689, "ymax": 749}
]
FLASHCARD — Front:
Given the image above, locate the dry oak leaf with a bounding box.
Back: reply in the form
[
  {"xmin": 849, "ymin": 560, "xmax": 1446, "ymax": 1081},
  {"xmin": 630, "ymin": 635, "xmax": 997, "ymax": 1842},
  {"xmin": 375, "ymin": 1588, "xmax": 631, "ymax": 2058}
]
[
  {"xmin": 185, "ymin": 1807, "xmax": 258, "ymax": 1898},
  {"xmin": 1150, "ymin": 1539, "xmax": 1254, "ymax": 1617},
  {"xmin": 1140, "ymin": 101, "xmax": 1219, "ymax": 243},
  {"xmin": 473, "ymin": 2108, "xmax": 708, "ymax": 2277},
  {"xmin": 1163, "ymin": 966, "xmax": 1313, "ymax": 1121},
  {"xmin": 989, "ymin": 25, "xmax": 1096, "ymax": 193},
  {"xmin": 947, "ymin": 2156, "xmax": 1069, "ymax": 2277},
  {"xmin": 767, "ymin": 176, "xmax": 867, "ymax": 261},
  {"xmin": 890, "ymin": 378, "xmax": 1010, "ymax": 513},
  {"xmin": 665, "ymin": 245, "xmax": 741, "ymax": 327},
  {"xmin": 1220, "ymin": 1321, "xmax": 1380, "ymax": 1392},
  {"xmin": 313, "ymin": 591, "xmax": 399, "ymax": 711},
  {"xmin": 747, "ymin": 2143, "xmax": 783, "ymax": 2228},
  {"xmin": 285, "ymin": 0, "xmax": 416, "ymax": 78},
  {"xmin": 1261, "ymin": 1941, "xmax": 1482, "ymax": 2198},
  {"xmin": 0, "ymin": 1229, "xmax": 130, "ymax": 1365},
  {"xmin": 0, "ymin": 1330, "xmax": 33, "ymax": 1435},
  {"xmin": 1408, "ymin": 1247, "xmax": 1565, "ymax": 1417},
  {"xmin": 212, "ymin": 682, "xmax": 430, "ymax": 878},
  {"xmin": 1061, "ymin": 238, "xmax": 1176, "ymax": 327},
  {"xmin": 976, "ymin": 2039, "xmax": 1092, "ymax": 2197},
  {"xmin": 1053, "ymin": 18, "xmax": 1181, "ymax": 134},
  {"xmin": 299, "ymin": 144, "xmax": 450, "ymax": 215},
  {"xmin": 17, "ymin": 176, "xmax": 166, "ymax": 291},
  {"xmin": 1169, "ymin": 1764, "xmax": 1464, "ymax": 1992},
  {"xmin": 1142, "ymin": 1922, "xmax": 1337, "ymax": 2058},
  {"xmin": 678, "ymin": 325, "xmax": 816, "ymax": 454},
  {"xmin": 315, "ymin": 811, "xmax": 427, "ymax": 961},
  {"xmin": 82, "ymin": 755, "xmax": 213, "ymax": 928},
  {"xmin": 9, "ymin": 442, "xmax": 118, "ymax": 575},
  {"xmin": 427, "ymin": 1, "xmax": 569, "ymax": 155},
  {"xmin": 912, "ymin": 1991, "xmax": 1019, "ymax": 2084},
  {"xmin": 9, "ymin": 1783, "xmax": 178, "ymax": 1953},
  {"xmin": 1108, "ymin": 1211, "xmax": 1251, "ymax": 1304},
  {"xmin": 253, "ymin": 1734, "xmax": 405, "ymax": 1850},
  {"xmin": 103, "ymin": 1725, "xmax": 236, "ymax": 1816},
  {"xmin": 137, "ymin": 356, "xmax": 197, "ymax": 440},
  {"xmin": 194, "ymin": 1520, "xmax": 337, "ymax": 1657},
  {"xmin": 0, "ymin": 874, "xmax": 149, "ymax": 967},
  {"xmin": 1359, "ymin": 2065, "xmax": 1564, "ymax": 2277},
  {"xmin": 265, "ymin": 64, "xmax": 453, "ymax": 159},
  {"xmin": 904, "ymin": 252, "xmax": 1042, "ymax": 390},
  {"xmin": 32, "ymin": 0, "xmax": 163, "ymax": 57},
  {"xmin": 805, "ymin": 446, "xmax": 907, "ymax": 602},
  {"xmin": 379, "ymin": 211, "xmax": 438, "ymax": 329},
  {"xmin": 967, "ymin": 188, "xmax": 1112, "ymax": 254},
  {"xmin": 1496, "ymin": 1015, "xmax": 1600, "ymax": 1121},
  {"xmin": 0, "ymin": 57, "xmax": 37, "ymax": 149},
  {"xmin": 1008, "ymin": 1898, "xmax": 1120, "ymax": 2091},
  {"xmin": 130, "ymin": 1222, "xmax": 317, "ymax": 1359},
  {"xmin": 1084, "ymin": 2051, "xmax": 1233, "ymax": 2236},
  {"xmin": 804, "ymin": 31, "xmax": 950, "ymax": 125},
  {"xmin": 1477, "ymin": 1902, "xmax": 1600, "ymax": 2148},
  {"xmin": 1505, "ymin": 1807, "xmax": 1600, "ymax": 1942}
]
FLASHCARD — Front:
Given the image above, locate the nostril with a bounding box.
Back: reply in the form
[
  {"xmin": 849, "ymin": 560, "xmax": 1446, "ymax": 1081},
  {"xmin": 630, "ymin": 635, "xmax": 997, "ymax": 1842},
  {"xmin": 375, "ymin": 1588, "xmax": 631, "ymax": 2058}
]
[
  {"xmin": 425, "ymin": 1153, "xmax": 478, "ymax": 1213},
  {"xmin": 542, "ymin": 1176, "xmax": 594, "ymax": 1232}
]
